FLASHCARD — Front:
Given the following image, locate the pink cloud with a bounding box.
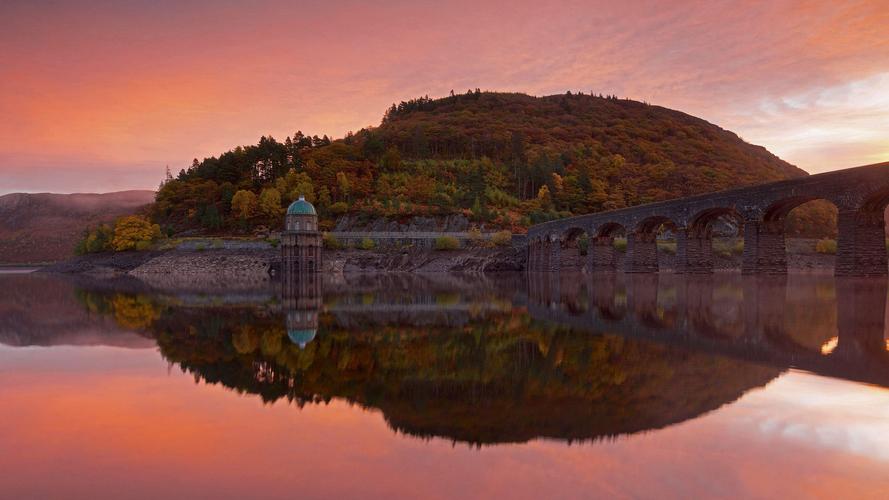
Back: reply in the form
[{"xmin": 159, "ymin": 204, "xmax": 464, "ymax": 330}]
[{"xmin": 1, "ymin": 0, "xmax": 887, "ymax": 192}]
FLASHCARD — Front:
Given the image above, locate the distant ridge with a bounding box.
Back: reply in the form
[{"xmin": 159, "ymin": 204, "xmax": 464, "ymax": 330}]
[{"xmin": 0, "ymin": 190, "xmax": 155, "ymax": 263}]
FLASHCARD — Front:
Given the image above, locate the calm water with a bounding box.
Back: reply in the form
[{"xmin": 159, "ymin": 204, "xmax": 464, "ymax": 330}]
[{"xmin": 2, "ymin": 271, "xmax": 889, "ymax": 499}]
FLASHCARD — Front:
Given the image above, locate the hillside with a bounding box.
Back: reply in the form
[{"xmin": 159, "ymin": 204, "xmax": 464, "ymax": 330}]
[
  {"xmin": 153, "ymin": 91, "xmax": 809, "ymax": 235},
  {"xmin": 0, "ymin": 190, "xmax": 155, "ymax": 263}
]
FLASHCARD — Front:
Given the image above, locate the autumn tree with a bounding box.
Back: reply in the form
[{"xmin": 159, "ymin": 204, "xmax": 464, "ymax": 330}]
[
  {"xmin": 259, "ymin": 188, "xmax": 282, "ymax": 218},
  {"xmin": 112, "ymin": 215, "xmax": 162, "ymax": 251},
  {"xmin": 231, "ymin": 190, "xmax": 257, "ymax": 219}
]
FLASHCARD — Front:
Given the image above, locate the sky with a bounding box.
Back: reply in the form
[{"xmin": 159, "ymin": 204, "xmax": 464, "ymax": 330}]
[{"xmin": 1, "ymin": 0, "xmax": 888, "ymax": 194}]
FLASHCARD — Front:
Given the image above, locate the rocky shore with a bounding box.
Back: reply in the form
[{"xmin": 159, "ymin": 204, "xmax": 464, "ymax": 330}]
[{"xmin": 39, "ymin": 244, "xmax": 527, "ymax": 283}]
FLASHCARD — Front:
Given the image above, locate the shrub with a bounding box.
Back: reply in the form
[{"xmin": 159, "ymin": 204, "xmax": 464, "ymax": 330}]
[
  {"xmin": 357, "ymin": 237, "xmax": 375, "ymax": 250},
  {"xmin": 577, "ymin": 234, "xmax": 590, "ymax": 255},
  {"xmin": 323, "ymin": 233, "xmax": 343, "ymax": 249},
  {"xmin": 713, "ymin": 238, "xmax": 744, "ymax": 258},
  {"xmin": 435, "ymin": 236, "xmax": 460, "ymax": 250},
  {"xmin": 467, "ymin": 227, "xmax": 482, "ymax": 245},
  {"xmin": 657, "ymin": 240, "xmax": 677, "ymax": 255},
  {"xmin": 329, "ymin": 202, "xmax": 349, "ymax": 215},
  {"xmin": 613, "ymin": 237, "xmax": 627, "ymax": 253},
  {"xmin": 491, "ymin": 230, "xmax": 512, "ymax": 247},
  {"xmin": 74, "ymin": 224, "xmax": 114, "ymax": 255},
  {"xmin": 816, "ymin": 238, "xmax": 837, "ymax": 255}
]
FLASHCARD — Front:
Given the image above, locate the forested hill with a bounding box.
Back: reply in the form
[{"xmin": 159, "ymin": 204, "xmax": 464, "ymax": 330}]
[
  {"xmin": 376, "ymin": 92, "xmax": 804, "ymax": 196},
  {"xmin": 152, "ymin": 90, "xmax": 809, "ymax": 235}
]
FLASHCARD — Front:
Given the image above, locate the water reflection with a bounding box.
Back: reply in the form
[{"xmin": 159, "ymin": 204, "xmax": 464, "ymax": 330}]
[
  {"xmin": 3, "ymin": 271, "xmax": 882, "ymax": 447},
  {"xmin": 528, "ymin": 273, "xmax": 889, "ymax": 386}
]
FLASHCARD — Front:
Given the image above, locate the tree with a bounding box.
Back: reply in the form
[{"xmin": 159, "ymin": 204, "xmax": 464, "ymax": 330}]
[
  {"xmin": 259, "ymin": 188, "xmax": 282, "ymax": 218},
  {"xmin": 231, "ymin": 190, "xmax": 257, "ymax": 219},
  {"xmin": 380, "ymin": 147, "xmax": 402, "ymax": 171},
  {"xmin": 336, "ymin": 172, "xmax": 351, "ymax": 202},
  {"xmin": 112, "ymin": 215, "xmax": 162, "ymax": 251}
]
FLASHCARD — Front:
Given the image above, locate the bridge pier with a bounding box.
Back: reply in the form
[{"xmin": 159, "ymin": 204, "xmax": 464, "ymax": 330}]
[
  {"xmin": 836, "ymin": 210, "xmax": 887, "ymax": 277},
  {"xmin": 835, "ymin": 278, "xmax": 888, "ymax": 357},
  {"xmin": 626, "ymin": 232, "xmax": 658, "ymax": 273},
  {"xmin": 675, "ymin": 229, "xmax": 714, "ymax": 274},
  {"xmin": 591, "ymin": 236, "xmax": 616, "ymax": 271},
  {"xmin": 545, "ymin": 237, "xmax": 561, "ymax": 272},
  {"xmin": 741, "ymin": 220, "xmax": 786, "ymax": 275}
]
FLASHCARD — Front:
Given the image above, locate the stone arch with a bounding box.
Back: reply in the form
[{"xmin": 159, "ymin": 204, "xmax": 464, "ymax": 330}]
[
  {"xmin": 834, "ymin": 186, "xmax": 889, "ymax": 276},
  {"xmin": 560, "ymin": 226, "xmax": 590, "ymax": 272},
  {"xmin": 596, "ymin": 222, "xmax": 627, "ymax": 238},
  {"xmin": 635, "ymin": 215, "xmax": 678, "ymax": 235},
  {"xmin": 688, "ymin": 207, "xmax": 743, "ymax": 237},
  {"xmin": 744, "ymin": 196, "xmax": 841, "ymax": 275},
  {"xmin": 681, "ymin": 207, "xmax": 745, "ymax": 274},
  {"xmin": 589, "ymin": 222, "xmax": 627, "ymax": 271},
  {"xmin": 626, "ymin": 216, "xmax": 678, "ymax": 274}
]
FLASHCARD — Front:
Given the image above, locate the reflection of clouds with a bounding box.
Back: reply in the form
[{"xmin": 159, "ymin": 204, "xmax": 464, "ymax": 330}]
[{"xmin": 734, "ymin": 370, "xmax": 889, "ymax": 462}]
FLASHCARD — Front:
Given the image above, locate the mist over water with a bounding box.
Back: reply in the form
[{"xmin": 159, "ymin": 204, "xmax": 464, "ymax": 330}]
[{"xmin": 2, "ymin": 272, "xmax": 888, "ymax": 498}]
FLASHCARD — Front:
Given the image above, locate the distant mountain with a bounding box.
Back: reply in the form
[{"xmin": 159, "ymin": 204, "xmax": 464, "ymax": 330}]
[{"xmin": 0, "ymin": 190, "xmax": 155, "ymax": 263}]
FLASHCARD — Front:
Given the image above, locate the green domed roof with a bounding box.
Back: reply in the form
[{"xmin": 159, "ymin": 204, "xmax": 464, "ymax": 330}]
[
  {"xmin": 288, "ymin": 329, "xmax": 317, "ymax": 348},
  {"xmin": 286, "ymin": 195, "xmax": 317, "ymax": 216}
]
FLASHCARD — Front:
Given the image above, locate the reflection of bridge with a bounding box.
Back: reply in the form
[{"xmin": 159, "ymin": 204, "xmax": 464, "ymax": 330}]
[
  {"xmin": 528, "ymin": 163, "xmax": 889, "ymax": 276},
  {"xmin": 524, "ymin": 273, "xmax": 889, "ymax": 386}
]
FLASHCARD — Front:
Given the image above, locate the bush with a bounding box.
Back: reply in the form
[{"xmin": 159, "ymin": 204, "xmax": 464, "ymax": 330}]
[
  {"xmin": 816, "ymin": 238, "xmax": 837, "ymax": 255},
  {"xmin": 657, "ymin": 240, "xmax": 677, "ymax": 255},
  {"xmin": 467, "ymin": 227, "xmax": 482, "ymax": 245},
  {"xmin": 613, "ymin": 237, "xmax": 627, "ymax": 253},
  {"xmin": 357, "ymin": 237, "xmax": 375, "ymax": 250},
  {"xmin": 491, "ymin": 230, "xmax": 512, "ymax": 247},
  {"xmin": 435, "ymin": 236, "xmax": 460, "ymax": 250},
  {"xmin": 75, "ymin": 224, "xmax": 114, "ymax": 255},
  {"xmin": 329, "ymin": 202, "xmax": 349, "ymax": 215},
  {"xmin": 577, "ymin": 234, "xmax": 590, "ymax": 255},
  {"xmin": 323, "ymin": 233, "xmax": 343, "ymax": 249},
  {"xmin": 713, "ymin": 238, "xmax": 744, "ymax": 257}
]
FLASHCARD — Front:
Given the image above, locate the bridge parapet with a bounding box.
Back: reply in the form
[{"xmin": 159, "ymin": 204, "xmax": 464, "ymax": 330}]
[{"xmin": 527, "ymin": 162, "xmax": 889, "ymax": 276}]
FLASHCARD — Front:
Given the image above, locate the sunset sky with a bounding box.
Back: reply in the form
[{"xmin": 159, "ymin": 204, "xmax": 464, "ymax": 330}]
[{"xmin": 1, "ymin": 0, "xmax": 888, "ymax": 194}]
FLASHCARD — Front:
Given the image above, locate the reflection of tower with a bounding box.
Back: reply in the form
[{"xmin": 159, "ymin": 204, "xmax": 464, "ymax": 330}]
[
  {"xmin": 281, "ymin": 195, "xmax": 322, "ymax": 277},
  {"xmin": 283, "ymin": 273, "xmax": 323, "ymax": 349}
]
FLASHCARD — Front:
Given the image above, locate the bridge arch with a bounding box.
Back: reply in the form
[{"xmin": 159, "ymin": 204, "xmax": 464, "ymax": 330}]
[
  {"xmin": 679, "ymin": 208, "xmax": 745, "ymax": 274},
  {"xmin": 626, "ymin": 216, "xmax": 680, "ymax": 274},
  {"xmin": 560, "ymin": 226, "xmax": 591, "ymax": 272},
  {"xmin": 742, "ymin": 197, "xmax": 841, "ymax": 275},
  {"xmin": 587, "ymin": 222, "xmax": 627, "ymax": 271}
]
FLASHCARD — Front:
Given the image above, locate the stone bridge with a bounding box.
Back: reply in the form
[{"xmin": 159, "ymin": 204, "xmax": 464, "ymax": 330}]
[{"xmin": 527, "ymin": 162, "xmax": 889, "ymax": 276}]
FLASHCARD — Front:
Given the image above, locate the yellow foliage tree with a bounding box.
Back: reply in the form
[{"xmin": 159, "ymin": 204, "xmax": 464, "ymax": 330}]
[
  {"xmin": 259, "ymin": 188, "xmax": 282, "ymax": 218},
  {"xmin": 231, "ymin": 190, "xmax": 257, "ymax": 219},
  {"xmin": 112, "ymin": 215, "xmax": 162, "ymax": 251}
]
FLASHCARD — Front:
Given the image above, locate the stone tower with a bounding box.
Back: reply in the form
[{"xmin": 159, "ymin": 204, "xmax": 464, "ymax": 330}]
[{"xmin": 281, "ymin": 195, "xmax": 322, "ymax": 276}]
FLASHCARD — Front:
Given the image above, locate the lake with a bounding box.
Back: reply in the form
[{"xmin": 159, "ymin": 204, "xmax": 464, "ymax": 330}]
[{"xmin": 2, "ymin": 271, "xmax": 889, "ymax": 499}]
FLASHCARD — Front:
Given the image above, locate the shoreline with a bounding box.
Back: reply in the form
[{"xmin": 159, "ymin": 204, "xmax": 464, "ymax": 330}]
[{"xmin": 31, "ymin": 240, "xmax": 842, "ymax": 279}]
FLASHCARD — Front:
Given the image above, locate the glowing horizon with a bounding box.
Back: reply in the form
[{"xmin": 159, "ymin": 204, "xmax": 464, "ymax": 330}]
[{"xmin": 1, "ymin": 0, "xmax": 888, "ymax": 194}]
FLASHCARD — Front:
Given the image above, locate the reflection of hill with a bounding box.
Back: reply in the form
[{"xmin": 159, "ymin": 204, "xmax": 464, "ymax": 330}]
[
  {"xmin": 146, "ymin": 304, "xmax": 779, "ymax": 445},
  {"xmin": 0, "ymin": 274, "xmax": 154, "ymax": 348}
]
